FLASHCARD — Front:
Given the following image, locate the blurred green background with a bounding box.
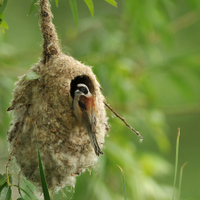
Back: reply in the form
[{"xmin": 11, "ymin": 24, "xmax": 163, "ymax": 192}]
[{"xmin": 1, "ymin": 0, "xmax": 200, "ymax": 199}]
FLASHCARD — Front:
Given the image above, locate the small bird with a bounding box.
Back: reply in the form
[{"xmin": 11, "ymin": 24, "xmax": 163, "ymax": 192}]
[{"xmin": 73, "ymin": 83, "xmax": 103, "ymax": 156}]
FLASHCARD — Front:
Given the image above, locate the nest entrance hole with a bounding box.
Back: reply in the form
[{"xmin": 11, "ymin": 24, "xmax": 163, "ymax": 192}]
[{"xmin": 70, "ymin": 75, "xmax": 95, "ymax": 99}]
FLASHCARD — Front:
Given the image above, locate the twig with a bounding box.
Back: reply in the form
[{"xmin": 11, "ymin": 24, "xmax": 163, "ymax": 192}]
[
  {"xmin": 104, "ymin": 102, "xmax": 143, "ymax": 141},
  {"xmin": 91, "ymin": 167, "xmax": 100, "ymax": 179},
  {"xmin": 18, "ymin": 171, "xmax": 22, "ymax": 198},
  {"xmin": 6, "ymin": 104, "xmax": 31, "ymax": 185}
]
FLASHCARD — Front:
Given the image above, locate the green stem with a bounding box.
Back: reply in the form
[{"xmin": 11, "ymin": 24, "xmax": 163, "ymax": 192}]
[{"xmin": 172, "ymin": 128, "xmax": 180, "ymax": 200}]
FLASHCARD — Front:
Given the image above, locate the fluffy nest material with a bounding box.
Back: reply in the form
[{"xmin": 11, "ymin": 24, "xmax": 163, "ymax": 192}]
[
  {"xmin": 7, "ymin": 53, "xmax": 109, "ymax": 191},
  {"xmin": 7, "ymin": 0, "xmax": 109, "ymax": 191}
]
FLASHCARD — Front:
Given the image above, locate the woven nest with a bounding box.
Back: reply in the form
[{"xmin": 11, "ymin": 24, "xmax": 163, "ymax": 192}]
[{"xmin": 7, "ymin": 0, "xmax": 109, "ymax": 192}]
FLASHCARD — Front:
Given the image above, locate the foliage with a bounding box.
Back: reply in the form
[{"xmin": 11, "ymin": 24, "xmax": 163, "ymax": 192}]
[
  {"xmin": 0, "ymin": 0, "xmax": 7, "ymax": 15},
  {"xmin": 1, "ymin": 0, "xmax": 200, "ymax": 199},
  {"xmin": 0, "ymin": 0, "xmax": 8, "ymax": 32},
  {"xmin": 37, "ymin": 134, "xmax": 51, "ymax": 200},
  {"xmin": 1, "ymin": 0, "xmax": 117, "ymax": 30}
]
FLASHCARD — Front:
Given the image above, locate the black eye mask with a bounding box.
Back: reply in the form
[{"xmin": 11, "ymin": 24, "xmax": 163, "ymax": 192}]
[{"xmin": 78, "ymin": 86, "xmax": 88, "ymax": 95}]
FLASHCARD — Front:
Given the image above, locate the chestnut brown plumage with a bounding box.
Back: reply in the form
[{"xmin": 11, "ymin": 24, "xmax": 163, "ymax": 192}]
[{"xmin": 73, "ymin": 84, "xmax": 104, "ymax": 156}]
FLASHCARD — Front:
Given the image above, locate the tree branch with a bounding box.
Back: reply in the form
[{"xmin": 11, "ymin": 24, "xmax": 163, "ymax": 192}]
[{"xmin": 104, "ymin": 102, "xmax": 143, "ymax": 141}]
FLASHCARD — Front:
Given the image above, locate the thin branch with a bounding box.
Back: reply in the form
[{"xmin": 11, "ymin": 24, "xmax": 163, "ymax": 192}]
[
  {"xmin": 18, "ymin": 171, "xmax": 23, "ymax": 198},
  {"xmin": 104, "ymin": 102, "xmax": 143, "ymax": 141}
]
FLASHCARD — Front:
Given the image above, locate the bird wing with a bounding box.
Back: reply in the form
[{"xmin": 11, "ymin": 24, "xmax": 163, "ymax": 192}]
[
  {"xmin": 79, "ymin": 95, "xmax": 103, "ymax": 156},
  {"xmin": 78, "ymin": 95, "xmax": 96, "ymax": 131}
]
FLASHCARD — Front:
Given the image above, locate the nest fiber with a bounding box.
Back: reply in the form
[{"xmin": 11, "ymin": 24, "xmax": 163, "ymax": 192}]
[
  {"xmin": 8, "ymin": 0, "xmax": 109, "ymax": 191},
  {"xmin": 8, "ymin": 0, "xmax": 109, "ymax": 190},
  {"xmin": 8, "ymin": 53, "xmax": 109, "ymax": 190}
]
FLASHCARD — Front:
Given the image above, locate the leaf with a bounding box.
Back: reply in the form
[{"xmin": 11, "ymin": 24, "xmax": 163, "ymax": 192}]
[
  {"xmin": 0, "ymin": 0, "xmax": 8, "ymax": 15},
  {"xmin": 117, "ymin": 165, "xmax": 127, "ymax": 200},
  {"xmin": 0, "ymin": 174, "xmax": 7, "ymax": 187},
  {"xmin": 84, "ymin": 0, "xmax": 94, "ymax": 17},
  {"xmin": 22, "ymin": 179, "xmax": 36, "ymax": 200},
  {"xmin": 37, "ymin": 146, "xmax": 51, "ymax": 200},
  {"xmin": 25, "ymin": 71, "xmax": 40, "ymax": 80},
  {"xmin": 0, "ymin": 183, "xmax": 6, "ymax": 194},
  {"xmin": 0, "ymin": 173, "xmax": 12, "ymax": 192},
  {"xmin": 0, "ymin": 9, "xmax": 8, "ymax": 33},
  {"xmin": 55, "ymin": 0, "xmax": 59, "ymax": 7},
  {"xmin": 17, "ymin": 198, "xmax": 25, "ymax": 200},
  {"xmin": 1, "ymin": 20, "xmax": 9, "ymax": 33},
  {"xmin": 1, "ymin": 20, "xmax": 8, "ymax": 29},
  {"xmin": 0, "ymin": 185, "xmax": 11, "ymax": 200},
  {"xmin": 28, "ymin": 0, "xmax": 37, "ymax": 15},
  {"xmin": 0, "ymin": 12, "xmax": 3, "ymax": 25},
  {"xmin": 105, "ymin": 0, "xmax": 117, "ymax": 7},
  {"xmin": 69, "ymin": 0, "xmax": 78, "ymax": 27},
  {"xmin": 12, "ymin": 185, "xmax": 33, "ymax": 200}
]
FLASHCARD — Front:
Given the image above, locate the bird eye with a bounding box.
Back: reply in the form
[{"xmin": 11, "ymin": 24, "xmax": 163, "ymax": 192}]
[{"xmin": 79, "ymin": 87, "xmax": 88, "ymax": 95}]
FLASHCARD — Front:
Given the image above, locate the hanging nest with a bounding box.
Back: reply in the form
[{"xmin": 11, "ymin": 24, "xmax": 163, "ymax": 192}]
[{"xmin": 7, "ymin": 0, "xmax": 109, "ymax": 191}]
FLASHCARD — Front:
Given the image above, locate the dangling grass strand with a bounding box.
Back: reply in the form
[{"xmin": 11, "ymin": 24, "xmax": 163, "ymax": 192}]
[
  {"xmin": 178, "ymin": 162, "xmax": 188, "ymax": 200},
  {"xmin": 117, "ymin": 165, "xmax": 127, "ymax": 200},
  {"xmin": 172, "ymin": 127, "xmax": 181, "ymax": 200}
]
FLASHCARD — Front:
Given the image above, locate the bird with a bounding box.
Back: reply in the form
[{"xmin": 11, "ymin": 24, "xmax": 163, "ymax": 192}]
[{"xmin": 72, "ymin": 83, "xmax": 103, "ymax": 156}]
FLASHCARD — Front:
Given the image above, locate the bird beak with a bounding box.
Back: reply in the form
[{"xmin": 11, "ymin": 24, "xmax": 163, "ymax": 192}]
[{"xmin": 75, "ymin": 89, "xmax": 81, "ymax": 94}]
